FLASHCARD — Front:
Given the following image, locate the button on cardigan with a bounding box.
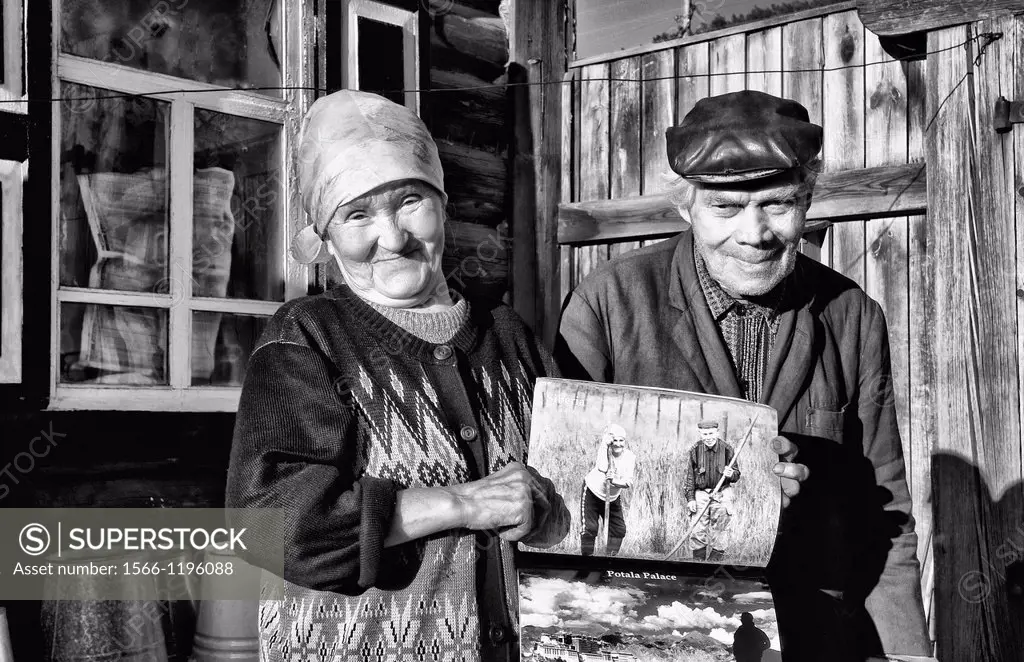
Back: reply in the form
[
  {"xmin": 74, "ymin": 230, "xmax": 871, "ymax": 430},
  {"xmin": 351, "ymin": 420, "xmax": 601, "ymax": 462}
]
[{"xmin": 226, "ymin": 284, "xmax": 560, "ymax": 661}]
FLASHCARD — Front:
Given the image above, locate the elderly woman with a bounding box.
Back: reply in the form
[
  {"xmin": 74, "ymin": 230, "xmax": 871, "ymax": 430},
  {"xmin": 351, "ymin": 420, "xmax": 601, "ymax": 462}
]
[{"xmin": 226, "ymin": 90, "xmax": 569, "ymax": 662}]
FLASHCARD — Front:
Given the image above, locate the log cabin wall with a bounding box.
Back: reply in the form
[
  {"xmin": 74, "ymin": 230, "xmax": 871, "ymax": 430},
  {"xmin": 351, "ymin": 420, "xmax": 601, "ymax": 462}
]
[
  {"xmin": 320, "ymin": 0, "xmax": 513, "ymax": 303},
  {"xmin": 552, "ymin": 3, "xmax": 1024, "ymax": 659},
  {"xmin": 428, "ymin": 0, "xmax": 511, "ymax": 303}
]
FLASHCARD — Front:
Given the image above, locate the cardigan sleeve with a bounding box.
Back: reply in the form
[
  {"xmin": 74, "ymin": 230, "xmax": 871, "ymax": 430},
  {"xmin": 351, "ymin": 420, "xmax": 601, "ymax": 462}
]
[
  {"xmin": 226, "ymin": 339, "xmax": 414, "ymax": 596},
  {"xmin": 856, "ymin": 299, "xmax": 931, "ymax": 656}
]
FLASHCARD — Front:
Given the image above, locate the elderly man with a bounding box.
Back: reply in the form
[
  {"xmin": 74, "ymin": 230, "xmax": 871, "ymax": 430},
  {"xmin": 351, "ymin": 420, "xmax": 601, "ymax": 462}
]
[
  {"xmin": 556, "ymin": 91, "xmax": 930, "ymax": 661},
  {"xmin": 684, "ymin": 420, "xmax": 740, "ymax": 561},
  {"xmin": 580, "ymin": 423, "xmax": 636, "ymax": 556}
]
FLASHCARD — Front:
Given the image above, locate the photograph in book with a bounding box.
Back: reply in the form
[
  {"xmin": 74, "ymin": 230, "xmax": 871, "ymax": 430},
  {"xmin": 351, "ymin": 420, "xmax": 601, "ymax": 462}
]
[
  {"xmin": 521, "ymin": 378, "xmax": 780, "ymax": 566},
  {"xmin": 519, "ymin": 563, "xmax": 781, "ymax": 662}
]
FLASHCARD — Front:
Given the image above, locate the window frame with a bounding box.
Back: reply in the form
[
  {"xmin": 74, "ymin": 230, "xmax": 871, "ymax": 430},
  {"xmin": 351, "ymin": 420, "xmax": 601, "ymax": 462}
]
[
  {"xmin": 341, "ymin": 0, "xmax": 420, "ymax": 112},
  {"xmin": 0, "ymin": 157, "xmax": 25, "ymax": 383},
  {"xmin": 49, "ymin": 0, "xmax": 315, "ymax": 412},
  {"xmin": 1, "ymin": 0, "xmax": 26, "ymax": 113}
]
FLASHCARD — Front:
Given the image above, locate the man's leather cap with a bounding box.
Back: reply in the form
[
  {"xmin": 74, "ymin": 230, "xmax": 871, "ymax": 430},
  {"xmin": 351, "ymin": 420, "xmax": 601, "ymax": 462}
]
[{"xmin": 666, "ymin": 90, "xmax": 823, "ymax": 183}]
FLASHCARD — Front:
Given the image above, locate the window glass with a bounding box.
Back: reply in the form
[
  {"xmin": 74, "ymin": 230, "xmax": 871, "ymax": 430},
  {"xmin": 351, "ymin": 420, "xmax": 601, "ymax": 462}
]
[
  {"xmin": 60, "ymin": 302, "xmax": 168, "ymax": 384},
  {"xmin": 193, "ymin": 109, "xmax": 285, "ymax": 302},
  {"xmin": 191, "ymin": 312, "xmax": 268, "ymax": 386},
  {"xmin": 58, "ymin": 81, "xmax": 171, "ymax": 295},
  {"xmin": 61, "ymin": 0, "xmax": 283, "ymax": 97},
  {"xmin": 357, "ymin": 16, "xmax": 406, "ymax": 105}
]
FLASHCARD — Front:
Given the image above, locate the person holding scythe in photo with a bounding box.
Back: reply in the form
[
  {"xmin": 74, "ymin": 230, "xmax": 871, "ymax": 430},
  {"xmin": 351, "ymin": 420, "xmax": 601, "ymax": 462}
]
[
  {"xmin": 580, "ymin": 424, "xmax": 636, "ymax": 556},
  {"xmin": 684, "ymin": 419, "xmax": 741, "ymax": 561}
]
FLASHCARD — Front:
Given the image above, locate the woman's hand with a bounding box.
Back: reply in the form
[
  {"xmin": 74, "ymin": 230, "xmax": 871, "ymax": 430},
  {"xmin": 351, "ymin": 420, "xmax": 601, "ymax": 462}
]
[
  {"xmin": 448, "ymin": 462, "xmax": 568, "ymax": 545},
  {"xmin": 771, "ymin": 435, "xmax": 810, "ymax": 508}
]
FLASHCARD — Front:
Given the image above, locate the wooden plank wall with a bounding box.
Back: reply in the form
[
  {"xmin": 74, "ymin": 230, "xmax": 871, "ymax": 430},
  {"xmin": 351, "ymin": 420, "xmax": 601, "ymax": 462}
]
[
  {"xmin": 925, "ymin": 17, "xmax": 1024, "ymax": 662},
  {"xmin": 556, "ymin": 7, "xmax": 1024, "ymax": 658}
]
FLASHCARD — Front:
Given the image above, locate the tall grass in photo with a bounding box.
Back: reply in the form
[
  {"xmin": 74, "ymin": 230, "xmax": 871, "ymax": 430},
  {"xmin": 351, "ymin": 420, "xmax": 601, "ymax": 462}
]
[{"xmin": 524, "ymin": 379, "xmax": 781, "ymax": 566}]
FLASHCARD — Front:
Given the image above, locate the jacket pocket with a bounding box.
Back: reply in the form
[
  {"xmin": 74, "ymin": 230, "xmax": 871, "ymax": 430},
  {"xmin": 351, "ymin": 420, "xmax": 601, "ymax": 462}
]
[{"xmin": 804, "ymin": 406, "xmax": 846, "ymax": 442}]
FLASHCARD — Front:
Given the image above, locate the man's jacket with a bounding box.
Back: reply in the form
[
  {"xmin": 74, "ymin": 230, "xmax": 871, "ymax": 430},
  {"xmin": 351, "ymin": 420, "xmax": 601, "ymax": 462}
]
[{"xmin": 555, "ymin": 230, "xmax": 931, "ymax": 661}]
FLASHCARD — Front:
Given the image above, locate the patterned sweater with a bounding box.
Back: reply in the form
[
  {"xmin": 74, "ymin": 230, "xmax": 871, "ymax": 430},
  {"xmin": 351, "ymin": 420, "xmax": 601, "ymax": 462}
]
[{"xmin": 226, "ymin": 285, "xmax": 559, "ymax": 661}]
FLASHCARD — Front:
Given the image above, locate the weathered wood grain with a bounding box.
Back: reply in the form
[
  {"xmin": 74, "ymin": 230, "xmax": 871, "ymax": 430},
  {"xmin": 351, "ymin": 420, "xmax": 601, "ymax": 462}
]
[
  {"xmin": 571, "ymin": 0, "xmax": 858, "ymax": 68},
  {"xmin": 510, "ymin": 0, "xmax": 568, "ymax": 339},
  {"xmin": 577, "ymin": 62, "xmax": 611, "ymax": 282},
  {"xmin": 435, "ymin": 11, "xmax": 508, "ymax": 69},
  {"xmin": 783, "ymin": 17, "xmax": 827, "ymax": 264},
  {"xmin": 435, "ymin": 139, "xmax": 506, "ymax": 225},
  {"xmin": 442, "ymin": 219, "xmax": 509, "ymax": 300},
  {"xmin": 858, "ymin": 0, "xmax": 1024, "ymax": 38},
  {"xmin": 824, "ymin": 10, "xmax": 866, "ymax": 284},
  {"xmin": 610, "ymin": 57, "xmax": 642, "ymax": 259},
  {"xmin": 1014, "ymin": 16, "xmax": 1024, "ymax": 494},
  {"xmin": 676, "ymin": 42, "xmax": 710, "ymax": 123},
  {"xmin": 557, "ymin": 163, "xmax": 927, "ymax": 244},
  {"xmin": 710, "ymin": 33, "xmax": 745, "ymax": 96},
  {"xmin": 926, "ymin": 22, "xmax": 1024, "ymax": 662},
  {"xmin": 904, "ymin": 41, "xmax": 935, "ymax": 640},
  {"xmin": 641, "ymin": 50, "xmax": 675, "ymax": 193},
  {"xmin": 965, "ymin": 16, "xmax": 1024, "ymax": 659},
  {"xmin": 863, "ymin": 27, "xmax": 913, "ymax": 565},
  {"xmin": 560, "ymin": 69, "xmax": 576, "ymax": 320},
  {"xmin": 746, "ymin": 26, "xmax": 783, "ymax": 95}
]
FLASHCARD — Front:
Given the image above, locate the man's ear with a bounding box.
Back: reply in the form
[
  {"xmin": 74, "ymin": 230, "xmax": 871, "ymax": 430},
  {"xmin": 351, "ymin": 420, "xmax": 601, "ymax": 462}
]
[{"xmin": 676, "ymin": 205, "xmax": 692, "ymax": 228}]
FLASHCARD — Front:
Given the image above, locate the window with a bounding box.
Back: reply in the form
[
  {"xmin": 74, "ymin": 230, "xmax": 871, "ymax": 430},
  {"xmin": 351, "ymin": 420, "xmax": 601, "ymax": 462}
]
[
  {"xmin": 0, "ymin": 0, "xmax": 26, "ymax": 113},
  {"xmin": 0, "ymin": 158, "xmax": 24, "ymax": 383},
  {"xmin": 341, "ymin": 0, "xmax": 419, "ymax": 111},
  {"xmin": 51, "ymin": 0, "xmax": 313, "ymax": 411}
]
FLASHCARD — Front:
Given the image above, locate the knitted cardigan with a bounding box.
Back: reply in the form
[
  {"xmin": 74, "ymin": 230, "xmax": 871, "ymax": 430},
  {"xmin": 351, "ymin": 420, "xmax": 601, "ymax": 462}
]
[{"xmin": 226, "ymin": 285, "xmax": 558, "ymax": 662}]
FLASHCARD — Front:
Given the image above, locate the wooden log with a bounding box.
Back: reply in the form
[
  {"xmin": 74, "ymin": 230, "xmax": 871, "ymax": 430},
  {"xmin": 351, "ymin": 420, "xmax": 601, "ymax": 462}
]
[
  {"xmin": 435, "ymin": 11, "xmax": 508, "ymax": 69},
  {"xmin": 710, "ymin": 33, "xmax": 745, "ymax": 96},
  {"xmin": 823, "ymin": 10, "xmax": 866, "ymax": 285},
  {"xmin": 783, "ymin": 17, "xmax": 827, "ymax": 264},
  {"xmin": 557, "ymin": 162, "xmax": 927, "ymax": 245},
  {"xmin": 609, "ymin": 57, "xmax": 642, "ymax": 259},
  {"xmin": 443, "ymin": 219, "xmax": 509, "ymax": 301},
  {"xmin": 429, "ymin": 31, "xmax": 505, "ymax": 83},
  {"xmin": 436, "ymin": 140, "xmax": 506, "ymax": 195},
  {"xmin": 858, "ymin": 0, "xmax": 1024, "ymax": 38},
  {"xmin": 746, "ymin": 26, "xmax": 783, "ymax": 95},
  {"xmin": 428, "ymin": 68, "xmax": 509, "ymax": 151}
]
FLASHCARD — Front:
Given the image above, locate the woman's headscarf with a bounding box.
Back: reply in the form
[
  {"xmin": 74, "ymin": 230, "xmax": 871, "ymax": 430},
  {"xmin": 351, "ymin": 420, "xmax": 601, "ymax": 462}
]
[{"xmin": 291, "ymin": 90, "xmax": 447, "ymax": 264}]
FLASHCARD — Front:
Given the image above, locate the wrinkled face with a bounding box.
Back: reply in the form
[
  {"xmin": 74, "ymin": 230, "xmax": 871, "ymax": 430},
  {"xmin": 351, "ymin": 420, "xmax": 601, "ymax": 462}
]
[
  {"xmin": 324, "ymin": 179, "xmax": 446, "ymax": 307},
  {"xmin": 700, "ymin": 427, "xmax": 720, "ymax": 447},
  {"xmin": 607, "ymin": 432, "xmax": 627, "ymax": 456},
  {"xmin": 681, "ymin": 172, "xmax": 810, "ymax": 298}
]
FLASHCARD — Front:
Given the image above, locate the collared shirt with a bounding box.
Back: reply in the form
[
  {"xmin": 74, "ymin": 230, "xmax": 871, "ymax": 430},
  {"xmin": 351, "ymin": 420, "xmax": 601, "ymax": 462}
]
[
  {"xmin": 684, "ymin": 439, "xmax": 740, "ymax": 503},
  {"xmin": 694, "ymin": 248, "xmax": 785, "ymax": 403}
]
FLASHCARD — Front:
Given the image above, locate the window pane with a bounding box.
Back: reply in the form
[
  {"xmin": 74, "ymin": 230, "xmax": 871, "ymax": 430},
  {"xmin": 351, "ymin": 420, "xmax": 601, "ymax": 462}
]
[
  {"xmin": 59, "ymin": 82, "xmax": 171, "ymax": 295},
  {"xmin": 60, "ymin": 302, "xmax": 168, "ymax": 385},
  {"xmin": 191, "ymin": 312, "xmax": 268, "ymax": 386},
  {"xmin": 357, "ymin": 17, "xmax": 406, "ymax": 106},
  {"xmin": 61, "ymin": 0, "xmax": 283, "ymax": 97},
  {"xmin": 194, "ymin": 109, "xmax": 284, "ymax": 302}
]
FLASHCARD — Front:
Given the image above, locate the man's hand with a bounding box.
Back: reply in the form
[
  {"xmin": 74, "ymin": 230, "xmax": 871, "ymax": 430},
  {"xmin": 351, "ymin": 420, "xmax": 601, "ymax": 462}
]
[
  {"xmin": 687, "ymin": 500, "xmax": 697, "ymax": 514},
  {"xmin": 771, "ymin": 435, "xmax": 810, "ymax": 509},
  {"xmin": 722, "ymin": 466, "xmax": 736, "ymax": 479}
]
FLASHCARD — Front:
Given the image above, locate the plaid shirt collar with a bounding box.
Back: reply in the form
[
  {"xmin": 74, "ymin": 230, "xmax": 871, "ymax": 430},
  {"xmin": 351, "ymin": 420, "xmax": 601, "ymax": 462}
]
[{"xmin": 693, "ymin": 246, "xmax": 787, "ymax": 321}]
